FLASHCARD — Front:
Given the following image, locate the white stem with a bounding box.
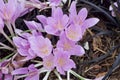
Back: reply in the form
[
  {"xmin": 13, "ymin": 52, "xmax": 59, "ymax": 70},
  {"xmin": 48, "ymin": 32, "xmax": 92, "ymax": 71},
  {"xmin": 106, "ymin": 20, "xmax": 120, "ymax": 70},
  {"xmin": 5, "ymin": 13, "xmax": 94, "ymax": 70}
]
[
  {"xmin": 5, "ymin": 22, "xmax": 14, "ymax": 36},
  {"xmin": 0, "ymin": 42, "xmax": 14, "ymax": 51},
  {"xmin": 54, "ymin": 70, "xmax": 62, "ymax": 80},
  {"xmin": 34, "ymin": 62, "xmax": 43, "ymax": 67},
  {"xmin": 1, "ymin": 31, "xmax": 15, "ymax": 46},
  {"xmin": 67, "ymin": 70, "xmax": 70, "ymax": 80},
  {"xmin": 69, "ymin": 70, "xmax": 91, "ymax": 80},
  {"xmin": 0, "ymin": 47, "xmax": 14, "ymax": 51},
  {"xmin": 43, "ymin": 71, "xmax": 51, "ymax": 80},
  {"xmin": 39, "ymin": 67, "xmax": 49, "ymax": 73}
]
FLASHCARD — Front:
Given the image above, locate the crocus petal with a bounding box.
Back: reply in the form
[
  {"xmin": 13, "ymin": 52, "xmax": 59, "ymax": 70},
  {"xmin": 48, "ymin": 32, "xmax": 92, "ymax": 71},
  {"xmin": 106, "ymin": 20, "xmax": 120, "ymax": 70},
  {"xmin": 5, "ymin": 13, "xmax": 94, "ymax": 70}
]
[
  {"xmin": 82, "ymin": 18, "xmax": 99, "ymax": 29},
  {"xmin": 53, "ymin": 7, "xmax": 63, "ymax": 20},
  {"xmin": 25, "ymin": 74, "xmax": 39, "ymax": 80},
  {"xmin": 12, "ymin": 68, "xmax": 28, "ymax": 75},
  {"xmin": 43, "ymin": 54, "xmax": 55, "ymax": 70},
  {"xmin": 24, "ymin": 20, "xmax": 43, "ymax": 31},
  {"xmin": 4, "ymin": 74, "xmax": 13, "ymax": 80},
  {"xmin": 63, "ymin": 59, "xmax": 76, "ymax": 71},
  {"xmin": 69, "ymin": 1, "xmax": 77, "ymax": 16},
  {"xmin": 36, "ymin": 15, "xmax": 47, "ymax": 26},
  {"xmin": 78, "ymin": 8, "xmax": 88, "ymax": 22},
  {"xmin": 72, "ymin": 45, "xmax": 85, "ymax": 56},
  {"xmin": 62, "ymin": 15, "xmax": 69, "ymax": 27},
  {"xmin": 65, "ymin": 24, "xmax": 82, "ymax": 41},
  {"xmin": 57, "ymin": 67, "xmax": 65, "ymax": 75}
]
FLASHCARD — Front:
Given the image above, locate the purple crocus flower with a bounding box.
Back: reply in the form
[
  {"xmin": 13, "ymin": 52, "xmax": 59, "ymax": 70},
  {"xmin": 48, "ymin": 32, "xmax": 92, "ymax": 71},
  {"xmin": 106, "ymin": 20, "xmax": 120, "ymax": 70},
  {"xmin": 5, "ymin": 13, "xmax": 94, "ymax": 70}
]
[
  {"xmin": 43, "ymin": 54, "xmax": 55, "ymax": 70},
  {"xmin": 44, "ymin": 7, "xmax": 69, "ymax": 36},
  {"xmin": 13, "ymin": 32, "xmax": 36, "ymax": 61},
  {"xmin": 65, "ymin": 1, "xmax": 99, "ymax": 41},
  {"xmin": 54, "ymin": 48, "xmax": 76, "ymax": 75},
  {"xmin": 12, "ymin": 64, "xmax": 39, "ymax": 80},
  {"xmin": 28, "ymin": 35, "xmax": 53, "ymax": 58},
  {"xmin": 57, "ymin": 32, "xmax": 85, "ymax": 56}
]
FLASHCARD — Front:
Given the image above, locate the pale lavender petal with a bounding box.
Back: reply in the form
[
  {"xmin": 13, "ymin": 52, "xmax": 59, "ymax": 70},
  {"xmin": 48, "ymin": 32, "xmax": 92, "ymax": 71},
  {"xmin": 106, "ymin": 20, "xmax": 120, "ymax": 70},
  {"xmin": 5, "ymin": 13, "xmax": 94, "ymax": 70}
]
[
  {"xmin": 37, "ymin": 15, "xmax": 47, "ymax": 26},
  {"xmin": 24, "ymin": 20, "xmax": 43, "ymax": 31},
  {"xmin": 63, "ymin": 59, "xmax": 76, "ymax": 71},
  {"xmin": 4, "ymin": 74, "xmax": 13, "ymax": 80},
  {"xmin": 69, "ymin": 1, "xmax": 77, "ymax": 16},
  {"xmin": 82, "ymin": 18, "xmax": 99, "ymax": 29},
  {"xmin": 62, "ymin": 15, "xmax": 69, "ymax": 27},
  {"xmin": 65, "ymin": 24, "xmax": 82, "ymax": 41},
  {"xmin": 18, "ymin": 49, "xmax": 29, "ymax": 56},
  {"xmin": 12, "ymin": 68, "xmax": 28, "ymax": 75},
  {"xmin": 78, "ymin": 8, "xmax": 88, "ymax": 22},
  {"xmin": 53, "ymin": 7, "xmax": 63, "ymax": 20},
  {"xmin": 72, "ymin": 45, "xmax": 85, "ymax": 56},
  {"xmin": 57, "ymin": 67, "xmax": 65, "ymax": 75},
  {"xmin": 25, "ymin": 74, "xmax": 39, "ymax": 80}
]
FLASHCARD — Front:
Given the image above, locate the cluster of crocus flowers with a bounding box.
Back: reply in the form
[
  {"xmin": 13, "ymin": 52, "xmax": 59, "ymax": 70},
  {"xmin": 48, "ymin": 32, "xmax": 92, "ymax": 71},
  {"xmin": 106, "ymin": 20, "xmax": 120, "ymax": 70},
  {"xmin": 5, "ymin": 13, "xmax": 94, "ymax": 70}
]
[
  {"xmin": 0, "ymin": 0, "xmax": 100, "ymax": 80},
  {"xmin": 10, "ymin": 1, "xmax": 100, "ymax": 80}
]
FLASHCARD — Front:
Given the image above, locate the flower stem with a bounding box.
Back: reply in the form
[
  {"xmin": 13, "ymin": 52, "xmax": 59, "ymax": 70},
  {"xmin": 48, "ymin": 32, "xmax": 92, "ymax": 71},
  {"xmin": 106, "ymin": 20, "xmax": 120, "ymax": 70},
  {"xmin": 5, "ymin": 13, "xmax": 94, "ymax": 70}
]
[
  {"xmin": 5, "ymin": 22, "xmax": 14, "ymax": 36},
  {"xmin": 69, "ymin": 70, "xmax": 90, "ymax": 80},
  {"xmin": 43, "ymin": 71, "xmax": 51, "ymax": 80},
  {"xmin": 0, "ymin": 42, "xmax": 14, "ymax": 51},
  {"xmin": 67, "ymin": 70, "xmax": 70, "ymax": 80},
  {"xmin": 54, "ymin": 70, "xmax": 62, "ymax": 80},
  {"xmin": 1, "ymin": 31, "xmax": 15, "ymax": 46}
]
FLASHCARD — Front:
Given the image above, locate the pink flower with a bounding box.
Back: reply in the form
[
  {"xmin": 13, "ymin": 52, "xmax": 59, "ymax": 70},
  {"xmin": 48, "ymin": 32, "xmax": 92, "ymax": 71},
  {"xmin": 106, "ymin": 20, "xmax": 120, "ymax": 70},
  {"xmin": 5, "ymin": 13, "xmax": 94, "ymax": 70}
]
[
  {"xmin": 12, "ymin": 64, "xmax": 39, "ymax": 80},
  {"xmin": 44, "ymin": 7, "xmax": 69, "ymax": 36},
  {"xmin": 57, "ymin": 32, "xmax": 85, "ymax": 56},
  {"xmin": 28, "ymin": 35, "xmax": 53, "ymax": 58},
  {"xmin": 54, "ymin": 48, "xmax": 76, "ymax": 75},
  {"xmin": 65, "ymin": 1, "xmax": 99, "ymax": 41}
]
